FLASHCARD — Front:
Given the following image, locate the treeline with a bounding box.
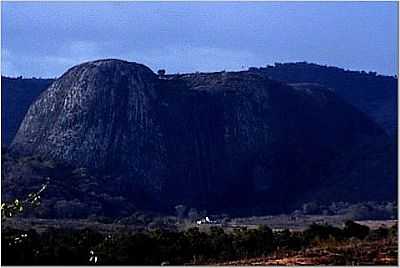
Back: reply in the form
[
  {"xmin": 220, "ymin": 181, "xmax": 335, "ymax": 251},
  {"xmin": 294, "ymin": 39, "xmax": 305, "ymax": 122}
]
[
  {"xmin": 297, "ymin": 201, "xmax": 397, "ymax": 220},
  {"xmin": 2, "ymin": 221, "xmax": 397, "ymax": 265}
]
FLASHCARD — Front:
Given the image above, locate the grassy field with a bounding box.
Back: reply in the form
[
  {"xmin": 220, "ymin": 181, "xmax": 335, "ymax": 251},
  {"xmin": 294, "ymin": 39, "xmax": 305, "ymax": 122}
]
[
  {"xmin": 3, "ymin": 214, "xmax": 397, "ymax": 233},
  {"xmin": 216, "ymin": 237, "xmax": 398, "ymax": 265}
]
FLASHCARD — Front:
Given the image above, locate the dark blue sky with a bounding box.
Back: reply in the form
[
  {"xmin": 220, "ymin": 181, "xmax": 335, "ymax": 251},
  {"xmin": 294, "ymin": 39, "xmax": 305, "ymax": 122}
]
[{"xmin": 1, "ymin": 1, "xmax": 398, "ymax": 78}]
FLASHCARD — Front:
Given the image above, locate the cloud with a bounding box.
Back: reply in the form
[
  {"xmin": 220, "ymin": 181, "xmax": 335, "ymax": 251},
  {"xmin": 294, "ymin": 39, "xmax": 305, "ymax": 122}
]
[{"xmin": 1, "ymin": 2, "xmax": 397, "ymax": 77}]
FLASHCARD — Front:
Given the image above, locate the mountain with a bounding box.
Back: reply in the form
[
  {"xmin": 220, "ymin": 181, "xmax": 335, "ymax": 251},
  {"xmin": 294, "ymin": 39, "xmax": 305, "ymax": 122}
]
[
  {"xmin": 7, "ymin": 59, "xmax": 395, "ymax": 217},
  {"xmin": 1, "ymin": 76, "xmax": 54, "ymax": 145},
  {"xmin": 250, "ymin": 62, "xmax": 397, "ymax": 139},
  {"xmin": 2, "ymin": 62, "xmax": 396, "ymax": 144}
]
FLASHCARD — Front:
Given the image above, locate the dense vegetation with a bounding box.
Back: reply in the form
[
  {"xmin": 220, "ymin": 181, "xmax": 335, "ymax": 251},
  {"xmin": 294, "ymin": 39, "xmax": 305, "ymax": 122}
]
[
  {"xmin": 2, "ymin": 149, "xmax": 396, "ymax": 221},
  {"xmin": 2, "ymin": 221, "xmax": 397, "ymax": 265}
]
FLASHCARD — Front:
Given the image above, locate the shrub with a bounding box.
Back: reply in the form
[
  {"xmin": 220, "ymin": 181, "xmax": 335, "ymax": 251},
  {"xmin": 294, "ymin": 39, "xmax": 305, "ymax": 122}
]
[
  {"xmin": 343, "ymin": 220, "xmax": 370, "ymax": 239},
  {"xmin": 304, "ymin": 223, "xmax": 344, "ymax": 242}
]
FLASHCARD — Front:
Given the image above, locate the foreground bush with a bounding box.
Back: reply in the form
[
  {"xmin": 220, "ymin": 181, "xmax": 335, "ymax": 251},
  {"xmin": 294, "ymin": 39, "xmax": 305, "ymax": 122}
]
[{"xmin": 1, "ymin": 222, "xmax": 391, "ymax": 265}]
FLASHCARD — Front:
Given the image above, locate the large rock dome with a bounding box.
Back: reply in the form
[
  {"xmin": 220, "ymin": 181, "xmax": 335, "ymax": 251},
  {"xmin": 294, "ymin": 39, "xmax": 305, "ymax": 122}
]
[{"xmin": 11, "ymin": 59, "xmax": 395, "ymax": 213}]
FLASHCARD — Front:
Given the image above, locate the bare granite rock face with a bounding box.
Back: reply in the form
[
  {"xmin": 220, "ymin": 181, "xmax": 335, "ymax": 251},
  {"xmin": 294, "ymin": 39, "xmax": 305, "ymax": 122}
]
[
  {"xmin": 12, "ymin": 59, "xmax": 167, "ymax": 193},
  {"xmin": 11, "ymin": 59, "xmax": 396, "ymax": 214}
]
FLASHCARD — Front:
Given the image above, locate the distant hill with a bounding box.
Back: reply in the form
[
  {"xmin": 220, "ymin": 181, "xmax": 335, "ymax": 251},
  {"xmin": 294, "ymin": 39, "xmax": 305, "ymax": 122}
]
[
  {"xmin": 1, "ymin": 76, "xmax": 54, "ymax": 144},
  {"xmin": 250, "ymin": 62, "xmax": 397, "ymax": 139},
  {"xmin": 5, "ymin": 59, "xmax": 395, "ymax": 217}
]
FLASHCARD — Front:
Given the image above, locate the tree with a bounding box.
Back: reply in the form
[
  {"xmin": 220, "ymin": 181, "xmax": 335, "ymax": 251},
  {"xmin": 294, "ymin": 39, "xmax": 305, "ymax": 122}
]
[
  {"xmin": 1, "ymin": 178, "xmax": 50, "ymax": 220},
  {"xmin": 157, "ymin": 69, "xmax": 166, "ymax": 77},
  {"xmin": 304, "ymin": 223, "xmax": 343, "ymax": 242},
  {"xmin": 343, "ymin": 220, "xmax": 370, "ymax": 239}
]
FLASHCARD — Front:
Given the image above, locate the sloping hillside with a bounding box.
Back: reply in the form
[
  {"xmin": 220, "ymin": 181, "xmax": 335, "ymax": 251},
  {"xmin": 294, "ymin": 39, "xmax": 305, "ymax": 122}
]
[
  {"xmin": 1, "ymin": 76, "xmax": 54, "ymax": 144},
  {"xmin": 251, "ymin": 62, "xmax": 397, "ymax": 138}
]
